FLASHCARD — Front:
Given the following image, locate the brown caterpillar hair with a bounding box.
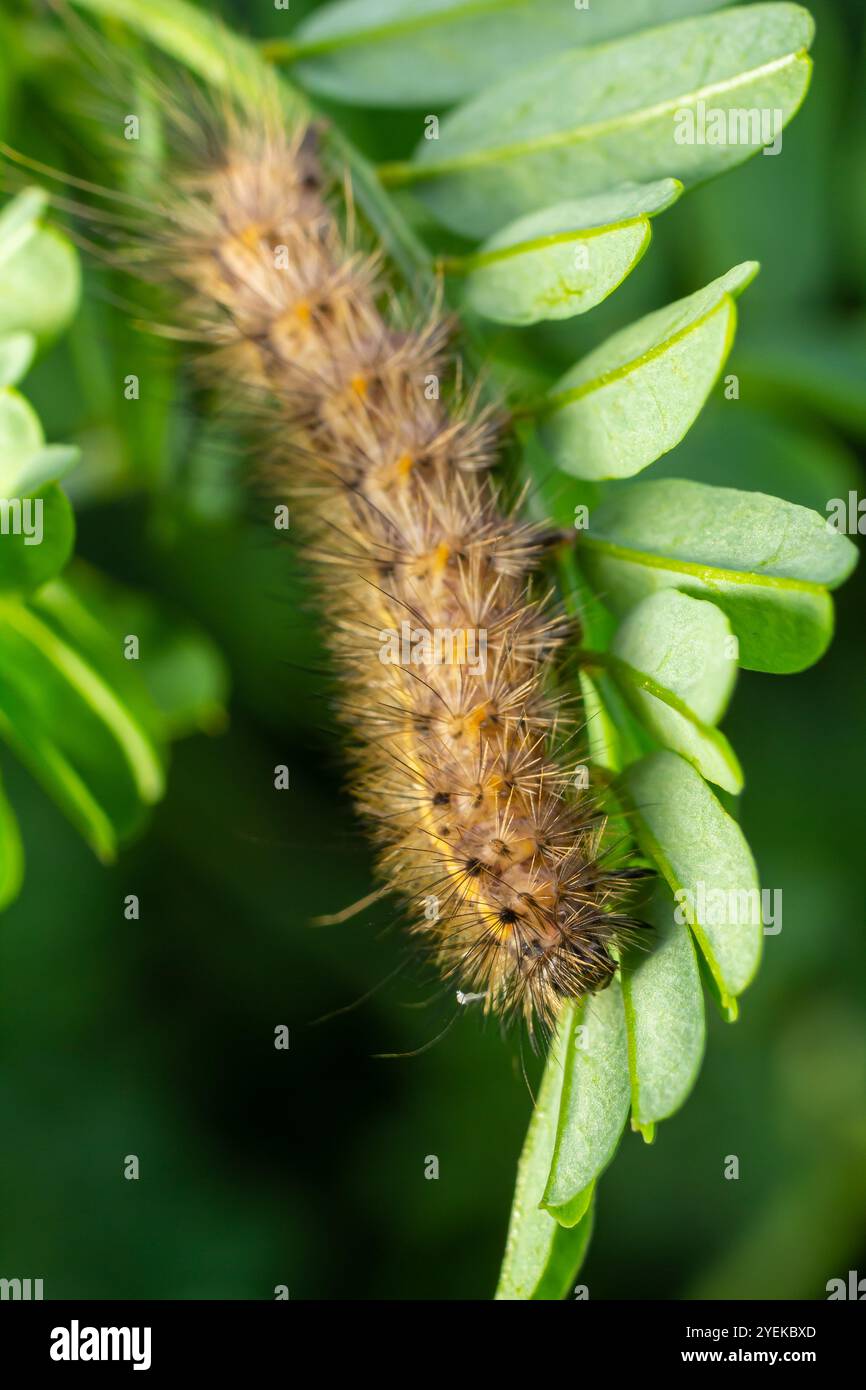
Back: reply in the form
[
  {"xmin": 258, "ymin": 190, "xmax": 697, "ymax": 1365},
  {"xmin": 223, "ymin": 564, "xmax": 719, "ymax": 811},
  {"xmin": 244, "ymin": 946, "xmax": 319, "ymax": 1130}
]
[{"xmin": 96, "ymin": 92, "xmax": 648, "ymax": 1034}]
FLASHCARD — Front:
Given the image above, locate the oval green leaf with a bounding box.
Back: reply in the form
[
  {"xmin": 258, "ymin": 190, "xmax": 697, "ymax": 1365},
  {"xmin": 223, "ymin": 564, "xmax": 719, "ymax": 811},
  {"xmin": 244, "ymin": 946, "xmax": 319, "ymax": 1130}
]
[
  {"xmin": 0, "ymin": 224, "xmax": 81, "ymax": 348},
  {"xmin": 538, "ymin": 262, "xmax": 758, "ymax": 479},
  {"xmin": 608, "ymin": 590, "xmax": 742, "ymax": 792},
  {"xmin": 496, "ymin": 1004, "xmax": 597, "ymax": 1300},
  {"xmin": 461, "ymin": 179, "xmax": 682, "ymax": 326},
  {"xmin": 621, "ymin": 890, "xmax": 705, "ymax": 1136},
  {"xmin": 290, "ymin": 0, "xmax": 730, "ymax": 108},
  {"xmin": 582, "ymin": 479, "xmax": 859, "ymax": 674},
  {"xmin": 541, "ymin": 979, "xmax": 630, "ymax": 1215},
  {"xmin": 623, "ymin": 750, "xmax": 762, "ymax": 1013},
  {"xmin": 404, "ymin": 4, "xmax": 814, "ymax": 237}
]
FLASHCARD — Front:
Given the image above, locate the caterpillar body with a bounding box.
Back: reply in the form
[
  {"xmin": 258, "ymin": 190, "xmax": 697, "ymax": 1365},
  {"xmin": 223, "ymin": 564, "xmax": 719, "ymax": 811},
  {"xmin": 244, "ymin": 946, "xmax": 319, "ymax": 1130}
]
[{"xmin": 130, "ymin": 103, "xmax": 646, "ymax": 1033}]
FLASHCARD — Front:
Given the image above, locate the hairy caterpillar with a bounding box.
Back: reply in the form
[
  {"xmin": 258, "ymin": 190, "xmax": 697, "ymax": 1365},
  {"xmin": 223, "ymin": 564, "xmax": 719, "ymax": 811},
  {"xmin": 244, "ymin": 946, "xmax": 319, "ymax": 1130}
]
[{"xmin": 89, "ymin": 93, "xmax": 648, "ymax": 1033}]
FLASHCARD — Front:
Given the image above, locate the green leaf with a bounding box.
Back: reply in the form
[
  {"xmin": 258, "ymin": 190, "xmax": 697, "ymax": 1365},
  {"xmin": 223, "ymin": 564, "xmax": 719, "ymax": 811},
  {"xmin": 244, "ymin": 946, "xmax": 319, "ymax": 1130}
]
[
  {"xmin": 607, "ymin": 590, "xmax": 742, "ymax": 792},
  {"xmin": 460, "ymin": 180, "xmax": 682, "ymax": 326},
  {"xmin": 621, "ymin": 891, "xmax": 705, "ymax": 1136},
  {"xmin": 0, "ymin": 334, "xmax": 36, "ymax": 388},
  {"xmin": 290, "ymin": 0, "xmax": 731, "ymax": 108},
  {"xmin": 33, "ymin": 564, "xmax": 229, "ymax": 740},
  {"xmin": 538, "ymin": 262, "xmax": 758, "ymax": 479},
  {"xmin": 541, "ymin": 979, "xmax": 630, "ymax": 1215},
  {"xmin": 0, "ymin": 223, "xmax": 80, "ymax": 348},
  {"xmin": 622, "ymin": 751, "xmax": 762, "ymax": 1014},
  {"xmin": 531, "ymin": 1201, "xmax": 594, "ymax": 1301},
  {"xmin": 581, "ymin": 479, "xmax": 859, "ymax": 674},
  {"xmin": 402, "ymin": 4, "xmax": 814, "ymax": 237},
  {"xmin": 0, "ymin": 600, "xmax": 165, "ymax": 860},
  {"xmin": 495, "ymin": 1004, "xmax": 596, "ymax": 1300},
  {"xmin": 0, "ymin": 771, "xmax": 24, "ymax": 911},
  {"xmin": 0, "ymin": 484, "xmax": 75, "ymax": 594}
]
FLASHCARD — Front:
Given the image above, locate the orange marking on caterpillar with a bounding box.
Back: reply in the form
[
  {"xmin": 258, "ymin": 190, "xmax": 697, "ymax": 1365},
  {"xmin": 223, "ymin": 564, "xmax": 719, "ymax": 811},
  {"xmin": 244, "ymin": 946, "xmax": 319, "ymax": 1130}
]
[
  {"xmin": 239, "ymin": 222, "xmax": 265, "ymax": 248},
  {"xmin": 432, "ymin": 541, "xmax": 450, "ymax": 575}
]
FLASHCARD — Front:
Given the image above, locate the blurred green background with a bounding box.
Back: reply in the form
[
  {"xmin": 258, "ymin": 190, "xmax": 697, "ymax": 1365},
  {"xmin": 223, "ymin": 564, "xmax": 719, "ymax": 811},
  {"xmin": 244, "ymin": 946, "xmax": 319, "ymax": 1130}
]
[{"xmin": 0, "ymin": 0, "xmax": 864, "ymax": 1299}]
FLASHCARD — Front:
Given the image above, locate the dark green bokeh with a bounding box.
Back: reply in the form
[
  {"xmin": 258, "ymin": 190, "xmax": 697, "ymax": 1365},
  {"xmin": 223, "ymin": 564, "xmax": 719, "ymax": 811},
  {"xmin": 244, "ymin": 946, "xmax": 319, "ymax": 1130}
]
[{"xmin": 0, "ymin": 0, "xmax": 864, "ymax": 1299}]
